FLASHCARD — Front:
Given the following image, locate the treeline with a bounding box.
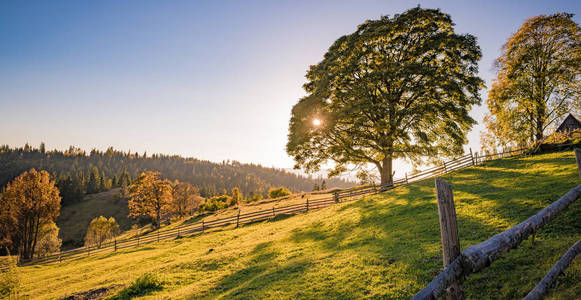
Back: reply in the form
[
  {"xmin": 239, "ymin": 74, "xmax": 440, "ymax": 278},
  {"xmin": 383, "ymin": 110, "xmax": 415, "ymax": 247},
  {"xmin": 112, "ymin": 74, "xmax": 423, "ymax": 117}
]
[{"xmin": 0, "ymin": 143, "xmax": 354, "ymax": 205}]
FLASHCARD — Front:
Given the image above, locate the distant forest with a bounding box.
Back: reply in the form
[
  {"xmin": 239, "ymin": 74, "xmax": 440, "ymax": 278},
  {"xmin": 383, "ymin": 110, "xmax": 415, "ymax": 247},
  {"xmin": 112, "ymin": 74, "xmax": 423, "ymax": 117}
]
[{"xmin": 0, "ymin": 143, "xmax": 354, "ymax": 206}]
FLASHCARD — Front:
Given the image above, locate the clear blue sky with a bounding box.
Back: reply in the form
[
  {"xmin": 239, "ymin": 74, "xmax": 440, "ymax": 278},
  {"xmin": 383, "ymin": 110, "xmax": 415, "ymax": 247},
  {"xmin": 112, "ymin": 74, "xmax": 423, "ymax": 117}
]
[{"xmin": 1, "ymin": 1, "xmax": 579, "ymax": 174}]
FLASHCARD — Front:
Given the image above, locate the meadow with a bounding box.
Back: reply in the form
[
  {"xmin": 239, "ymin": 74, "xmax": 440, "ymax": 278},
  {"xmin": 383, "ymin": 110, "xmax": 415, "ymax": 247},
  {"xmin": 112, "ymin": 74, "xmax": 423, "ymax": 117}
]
[{"xmin": 17, "ymin": 151, "xmax": 581, "ymax": 299}]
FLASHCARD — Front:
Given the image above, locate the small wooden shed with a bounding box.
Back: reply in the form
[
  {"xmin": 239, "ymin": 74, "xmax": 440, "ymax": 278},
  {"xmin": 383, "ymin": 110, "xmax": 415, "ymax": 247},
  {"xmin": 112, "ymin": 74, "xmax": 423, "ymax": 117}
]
[{"xmin": 556, "ymin": 113, "xmax": 581, "ymax": 133}]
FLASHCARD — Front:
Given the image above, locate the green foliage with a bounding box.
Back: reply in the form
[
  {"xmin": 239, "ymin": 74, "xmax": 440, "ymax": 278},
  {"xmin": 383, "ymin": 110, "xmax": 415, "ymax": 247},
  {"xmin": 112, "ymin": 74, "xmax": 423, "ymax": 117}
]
[
  {"xmin": 268, "ymin": 187, "xmax": 292, "ymax": 199},
  {"xmin": 231, "ymin": 187, "xmax": 242, "ymax": 205},
  {"xmin": 0, "ymin": 144, "xmax": 354, "ymax": 204},
  {"xmin": 484, "ymin": 13, "xmax": 581, "ymax": 149},
  {"xmin": 198, "ymin": 195, "xmax": 233, "ymax": 212},
  {"xmin": 247, "ymin": 193, "xmax": 263, "ymax": 203},
  {"xmin": 0, "ymin": 256, "xmax": 19, "ymax": 297},
  {"xmin": 110, "ymin": 272, "xmax": 163, "ymax": 300},
  {"xmin": 85, "ymin": 216, "xmax": 120, "ymax": 248},
  {"xmin": 287, "ymin": 7, "xmax": 483, "ymax": 185},
  {"xmin": 35, "ymin": 221, "xmax": 62, "ymax": 257}
]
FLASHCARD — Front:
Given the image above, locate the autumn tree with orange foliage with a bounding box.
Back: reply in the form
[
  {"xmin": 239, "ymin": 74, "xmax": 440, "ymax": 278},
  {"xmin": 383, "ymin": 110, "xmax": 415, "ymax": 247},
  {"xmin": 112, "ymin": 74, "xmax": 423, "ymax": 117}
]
[
  {"xmin": 0, "ymin": 169, "xmax": 61, "ymax": 259},
  {"xmin": 128, "ymin": 171, "xmax": 173, "ymax": 229}
]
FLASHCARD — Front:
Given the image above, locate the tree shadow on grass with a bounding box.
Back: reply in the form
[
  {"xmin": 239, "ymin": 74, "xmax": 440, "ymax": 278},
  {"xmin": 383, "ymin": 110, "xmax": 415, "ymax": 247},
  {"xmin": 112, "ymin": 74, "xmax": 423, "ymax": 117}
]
[{"xmin": 191, "ymin": 241, "xmax": 317, "ymax": 299}]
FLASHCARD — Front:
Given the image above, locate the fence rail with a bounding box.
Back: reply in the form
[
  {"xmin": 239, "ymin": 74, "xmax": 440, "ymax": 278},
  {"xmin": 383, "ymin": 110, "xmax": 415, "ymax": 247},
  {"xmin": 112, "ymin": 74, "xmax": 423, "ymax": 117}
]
[
  {"xmin": 413, "ymin": 148, "xmax": 581, "ymax": 300},
  {"xmin": 8, "ymin": 147, "xmax": 528, "ymax": 270}
]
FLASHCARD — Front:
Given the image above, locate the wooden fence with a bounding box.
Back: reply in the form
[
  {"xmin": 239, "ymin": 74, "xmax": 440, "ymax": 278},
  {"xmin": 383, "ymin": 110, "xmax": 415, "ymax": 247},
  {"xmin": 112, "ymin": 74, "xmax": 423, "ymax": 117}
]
[
  {"xmin": 413, "ymin": 148, "xmax": 581, "ymax": 300},
  {"xmin": 6, "ymin": 148, "xmax": 528, "ymax": 270}
]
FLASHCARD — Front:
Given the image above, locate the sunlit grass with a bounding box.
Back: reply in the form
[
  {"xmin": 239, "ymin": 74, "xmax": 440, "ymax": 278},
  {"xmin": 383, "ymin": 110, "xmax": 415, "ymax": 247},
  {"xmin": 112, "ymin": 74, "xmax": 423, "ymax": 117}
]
[{"xmin": 18, "ymin": 151, "xmax": 581, "ymax": 299}]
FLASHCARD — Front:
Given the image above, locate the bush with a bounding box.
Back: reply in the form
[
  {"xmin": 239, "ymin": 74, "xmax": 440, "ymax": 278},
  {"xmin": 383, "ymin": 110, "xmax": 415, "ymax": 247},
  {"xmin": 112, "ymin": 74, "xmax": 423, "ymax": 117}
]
[
  {"xmin": 0, "ymin": 256, "xmax": 19, "ymax": 297},
  {"xmin": 111, "ymin": 272, "xmax": 163, "ymax": 300},
  {"xmin": 35, "ymin": 221, "xmax": 62, "ymax": 257},
  {"xmin": 268, "ymin": 187, "xmax": 292, "ymax": 199},
  {"xmin": 246, "ymin": 193, "xmax": 263, "ymax": 203},
  {"xmin": 198, "ymin": 195, "xmax": 233, "ymax": 212}
]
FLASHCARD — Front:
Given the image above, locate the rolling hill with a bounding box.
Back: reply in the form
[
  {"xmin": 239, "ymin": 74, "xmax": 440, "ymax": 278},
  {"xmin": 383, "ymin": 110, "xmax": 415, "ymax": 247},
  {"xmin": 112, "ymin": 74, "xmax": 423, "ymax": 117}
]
[{"xmin": 16, "ymin": 151, "xmax": 581, "ymax": 299}]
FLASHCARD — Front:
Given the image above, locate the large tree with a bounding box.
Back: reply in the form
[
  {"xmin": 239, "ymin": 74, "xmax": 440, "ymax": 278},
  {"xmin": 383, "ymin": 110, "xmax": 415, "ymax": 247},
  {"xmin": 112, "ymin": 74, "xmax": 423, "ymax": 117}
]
[
  {"xmin": 287, "ymin": 7, "xmax": 483, "ymax": 186},
  {"xmin": 128, "ymin": 171, "xmax": 173, "ymax": 229},
  {"xmin": 483, "ymin": 13, "xmax": 580, "ymax": 148},
  {"xmin": 0, "ymin": 169, "xmax": 61, "ymax": 259}
]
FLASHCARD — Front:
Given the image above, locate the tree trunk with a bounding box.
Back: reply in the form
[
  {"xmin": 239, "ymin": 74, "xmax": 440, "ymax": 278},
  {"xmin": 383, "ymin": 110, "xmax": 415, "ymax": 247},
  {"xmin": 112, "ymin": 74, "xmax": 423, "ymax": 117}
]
[
  {"xmin": 379, "ymin": 158, "xmax": 393, "ymax": 186},
  {"xmin": 535, "ymin": 120, "xmax": 544, "ymax": 141}
]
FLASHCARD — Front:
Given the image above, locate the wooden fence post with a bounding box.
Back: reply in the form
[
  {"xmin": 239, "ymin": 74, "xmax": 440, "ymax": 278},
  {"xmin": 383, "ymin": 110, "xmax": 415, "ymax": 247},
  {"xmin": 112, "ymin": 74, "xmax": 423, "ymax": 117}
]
[
  {"xmin": 470, "ymin": 148, "xmax": 475, "ymax": 166},
  {"xmin": 405, "ymin": 172, "xmax": 408, "ymax": 184},
  {"xmin": 114, "ymin": 238, "xmax": 117, "ymax": 251},
  {"xmin": 435, "ymin": 178, "xmax": 464, "ymax": 300},
  {"xmin": 272, "ymin": 206, "xmax": 275, "ymax": 218},
  {"xmin": 87, "ymin": 246, "xmax": 90, "ymax": 257},
  {"xmin": 202, "ymin": 220, "xmax": 205, "ymax": 233},
  {"xmin": 575, "ymin": 148, "xmax": 581, "ymax": 179},
  {"xmin": 373, "ymin": 183, "xmax": 377, "ymax": 193},
  {"xmin": 443, "ymin": 161, "xmax": 448, "ymax": 174},
  {"xmin": 236, "ymin": 210, "xmax": 241, "ymax": 228},
  {"xmin": 157, "ymin": 229, "xmax": 160, "ymax": 243},
  {"xmin": 334, "ymin": 191, "xmax": 339, "ymax": 203},
  {"xmin": 137, "ymin": 235, "xmax": 140, "ymax": 247},
  {"xmin": 306, "ymin": 198, "xmax": 309, "ymax": 212}
]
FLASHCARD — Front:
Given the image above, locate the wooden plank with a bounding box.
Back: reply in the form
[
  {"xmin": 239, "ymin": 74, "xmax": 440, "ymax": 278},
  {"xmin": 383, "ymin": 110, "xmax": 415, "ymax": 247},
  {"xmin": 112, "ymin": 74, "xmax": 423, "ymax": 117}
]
[
  {"xmin": 413, "ymin": 184, "xmax": 581, "ymax": 300},
  {"xmin": 524, "ymin": 239, "xmax": 581, "ymax": 300},
  {"xmin": 435, "ymin": 178, "xmax": 464, "ymax": 300}
]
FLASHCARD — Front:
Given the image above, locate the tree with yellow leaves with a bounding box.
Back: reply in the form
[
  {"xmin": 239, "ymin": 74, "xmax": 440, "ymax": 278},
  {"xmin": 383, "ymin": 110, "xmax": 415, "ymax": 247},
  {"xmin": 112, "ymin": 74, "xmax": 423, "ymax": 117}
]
[{"xmin": 128, "ymin": 172, "xmax": 173, "ymax": 229}]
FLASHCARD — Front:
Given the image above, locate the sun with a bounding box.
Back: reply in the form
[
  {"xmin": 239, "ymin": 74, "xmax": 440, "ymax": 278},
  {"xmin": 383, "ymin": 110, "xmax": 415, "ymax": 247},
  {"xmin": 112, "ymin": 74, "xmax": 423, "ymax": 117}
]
[{"xmin": 312, "ymin": 118, "xmax": 322, "ymax": 126}]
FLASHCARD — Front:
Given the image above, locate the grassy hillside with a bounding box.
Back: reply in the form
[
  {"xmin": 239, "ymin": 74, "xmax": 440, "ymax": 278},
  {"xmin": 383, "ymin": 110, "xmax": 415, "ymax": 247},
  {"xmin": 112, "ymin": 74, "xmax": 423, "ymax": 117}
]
[
  {"xmin": 18, "ymin": 151, "xmax": 581, "ymax": 299},
  {"xmin": 57, "ymin": 189, "xmax": 131, "ymax": 248}
]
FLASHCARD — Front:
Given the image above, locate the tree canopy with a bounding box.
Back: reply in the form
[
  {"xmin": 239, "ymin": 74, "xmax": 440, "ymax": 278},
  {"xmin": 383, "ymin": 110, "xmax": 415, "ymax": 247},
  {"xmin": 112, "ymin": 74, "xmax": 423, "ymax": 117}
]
[
  {"xmin": 0, "ymin": 169, "xmax": 61, "ymax": 259},
  {"xmin": 483, "ymin": 13, "xmax": 581, "ymax": 149},
  {"xmin": 84, "ymin": 216, "xmax": 120, "ymax": 248},
  {"xmin": 128, "ymin": 172, "xmax": 173, "ymax": 229},
  {"xmin": 287, "ymin": 7, "xmax": 483, "ymax": 185}
]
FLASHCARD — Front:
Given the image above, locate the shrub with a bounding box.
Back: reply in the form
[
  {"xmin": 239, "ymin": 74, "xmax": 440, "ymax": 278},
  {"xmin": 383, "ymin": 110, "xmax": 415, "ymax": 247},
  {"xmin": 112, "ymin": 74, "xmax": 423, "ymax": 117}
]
[
  {"xmin": 110, "ymin": 272, "xmax": 163, "ymax": 300},
  {"xmin": 198, "ymin": 195, "xmax": 232, "ymax": 212},
  {"xmin": 85, "ymin": 216, "xmax": 120, "ymax": 248},
  {"xmin": 268, "ymin": 187, "xmax": 292, "ymax": 199},
  {"xmin": 0, "ymin": 256, "xmax": 19, "ymax": 297},
  {"xmin": 35, "ymin": 221, "xmax": 62, "ymax": 257},
  {"xmin": 247, "ymin": 193, "xmax": 263, "ymax": 203}
]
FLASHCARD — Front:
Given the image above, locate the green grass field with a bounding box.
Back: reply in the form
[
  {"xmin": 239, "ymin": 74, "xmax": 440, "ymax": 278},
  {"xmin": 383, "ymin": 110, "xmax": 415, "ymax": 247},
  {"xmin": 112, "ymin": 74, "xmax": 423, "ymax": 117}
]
[
  {"xmin": 17, "ymin": 151, "xmax": 581, "ymax": 299},
  {"xmin": 57, "ymin": 189, "xmax": 132, "ymax": 248}
]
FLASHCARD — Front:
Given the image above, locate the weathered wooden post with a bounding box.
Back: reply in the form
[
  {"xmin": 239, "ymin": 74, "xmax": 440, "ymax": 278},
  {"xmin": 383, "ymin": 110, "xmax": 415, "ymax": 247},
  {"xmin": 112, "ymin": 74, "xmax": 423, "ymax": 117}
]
[
  {"xmin": 334, "ymin": 191, "xmax": 339, "ymax": 203},
  {"xmin": 177, "ymin": 227, "xmax": 181, "ymax": 238},
  {"xmin": 114, "ymin": 238, "xmax": 117, "ymax": 251},
  {"xmin": 443, "ymin": 161, "xmax": 448, "ymax": 174},
  {"xmin": 87, "ymin": 246, "xmax": 90, "ymax": 257},
  {"xmin": 405, "ymin": 172, "xmax": 408, "ymax": 184},
  {"xmin": 137, "ymin": 235, "xmax": 140, "ymax": 246},
  {"xmin": 575, "ymin": 148, "xmax": 581, "ymax": 179},
  {"xmin": 373, "ymin": 183, "xmax": 377, "ymax": 193},
  {"xmin": 157, "ymin": 229, "xmax": 160, "ymax": 243},
  {"xmin": 306, "ymin": 198, "xmax": 309, "ymax": 212},
  {"xmin": 202, "ymin": 220, "xmax": 205, "ymax": 233},
  {"xmin": 435, "ymin": 178, "xmax": 464, "ymax": 300},
  {"xmin": 469, "ymin": 148, "xmax": 475, "ymax": 166},
  {"xmin": 236, "ymin": 210, "xmax": 241, "ymax": 228},
  {"xmin": 272, "ymin": 206, "xmax": 275, "ymax": 218}
]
